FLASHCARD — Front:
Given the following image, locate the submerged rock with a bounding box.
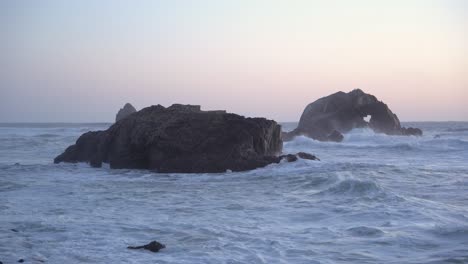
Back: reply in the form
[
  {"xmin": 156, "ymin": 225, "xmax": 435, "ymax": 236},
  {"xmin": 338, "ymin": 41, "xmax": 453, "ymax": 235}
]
[
  {"xmin": 279, "ymin": 152, "xmax": 319, "ymax": 162},
  {"xmin": 401, "ymin": 127, "xmax": 423, "ymax": 136},
  {"xmin": 115, "ymin": 103, "xmax": 137, "ymax": 122},
  {"xmin": 297, "ymin": 152, "xmax": 319, "ymax": 161},
  {"xmin": 128, "ymin": 241, "xmax": 166, "ymax": 253},
  {"xmin": 55, "ymin": 104, "xmax": 283, "ymax": 173},
  {"xmin": 326, "ymin": 130, "xmax": 344, "ymax": 142},
  {"xmin": 280, "ymin": 154, "xmax": 298, "ymax": 162},
  {"xmin": 284, "ymin": 89, "xmax": 423, "ymax": 141}
]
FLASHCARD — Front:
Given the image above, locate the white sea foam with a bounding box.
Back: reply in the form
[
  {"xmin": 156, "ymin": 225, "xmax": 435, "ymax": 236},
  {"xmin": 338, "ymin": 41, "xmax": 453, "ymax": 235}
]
[{"xmin": 0, "ymin": 122, "xmax": 467, "ymax": 263}]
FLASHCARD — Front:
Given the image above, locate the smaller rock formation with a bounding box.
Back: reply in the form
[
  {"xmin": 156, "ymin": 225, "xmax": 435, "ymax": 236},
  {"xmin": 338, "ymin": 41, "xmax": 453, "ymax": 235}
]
[
  {"xmin": 401, "ymin": 127, "xmax": 423, "ymax": 136},
  {"xmin": 297, "ymin": 152, "xmax": 320, "ymax": 161},
  {"xmin": 281, "ymin": 154, "xmax": 298, "ymax": 162},
  {"xmin": 115, "ymin": 103, "xmax": 137, "ymax": 122},
  {"xmin": 279, "ymin": 152, "xmax": 319, "ymax": 162},
  {"xmin": 128, "ymin": 241, "xmax": 166, "ymax": 253},
  {"xmin": 284, "ymin": 89, "xmax": 423, "ymax": 142}
]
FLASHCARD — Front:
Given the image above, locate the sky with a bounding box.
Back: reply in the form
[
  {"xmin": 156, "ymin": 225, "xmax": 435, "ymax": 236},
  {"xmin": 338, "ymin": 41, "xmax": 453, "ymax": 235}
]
[{"xmin": 0, "ymin": 0, "xmax": 467, "ymax": 122}]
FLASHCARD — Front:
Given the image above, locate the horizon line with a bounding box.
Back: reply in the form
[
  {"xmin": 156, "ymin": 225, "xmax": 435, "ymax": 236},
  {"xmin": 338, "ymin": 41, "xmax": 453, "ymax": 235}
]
[{"xmin": 1, "ymin": 120, "xmax": 468, "ymax": 124}]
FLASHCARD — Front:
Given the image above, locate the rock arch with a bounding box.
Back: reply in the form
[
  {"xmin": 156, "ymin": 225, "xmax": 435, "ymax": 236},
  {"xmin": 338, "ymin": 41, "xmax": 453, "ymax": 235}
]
[{"xmin": 284, "ymin": 89, "xmax": 422, "ymax": 142}]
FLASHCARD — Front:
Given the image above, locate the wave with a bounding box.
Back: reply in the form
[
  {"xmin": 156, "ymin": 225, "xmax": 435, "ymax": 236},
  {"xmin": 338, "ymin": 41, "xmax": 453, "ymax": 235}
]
[
  {"xmin": 347, "ymin": 226, "xmax": 384, "ymax": 237},
  {"xmin": 431, "ymin": 224, "xmax": 468, "ymax": 238},
  {"xmin": 284, "ymin": 128, "xmax": 468, "ymax": 153},
  {"xmin": 36, "ymin": 133, "xmax": 61, "ymax": 138},
  {"xmin": 446, "ymin": 127, "xmax": 468, "ymax": 132},
  {"xmin": 318, "ymin": 177, "xmax": 384, "ymax": 197}
]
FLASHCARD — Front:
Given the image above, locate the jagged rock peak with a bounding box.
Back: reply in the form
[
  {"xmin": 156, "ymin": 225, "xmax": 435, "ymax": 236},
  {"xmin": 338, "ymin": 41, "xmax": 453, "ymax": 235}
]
[{"xmin": 115, "ymin": 103, "xmax": 137, "ymax": 122}]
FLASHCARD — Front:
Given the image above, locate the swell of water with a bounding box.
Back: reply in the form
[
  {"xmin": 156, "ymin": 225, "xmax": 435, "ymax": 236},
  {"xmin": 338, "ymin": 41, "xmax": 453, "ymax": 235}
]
[{"xmin": 0, "ymin": 122, "xmax": 467, "ymax": 263}]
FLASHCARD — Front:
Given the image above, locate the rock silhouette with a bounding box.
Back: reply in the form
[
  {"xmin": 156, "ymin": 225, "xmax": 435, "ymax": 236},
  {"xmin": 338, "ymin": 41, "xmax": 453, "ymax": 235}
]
[
  {"xmin": 115, "ymin": 103, "xmax": 137, "ymax": 122},
  {"xmin": 279, "ymin": 152, "xmax": 319, "ymax": 162},
  {"xmin": 55, "ymin": 104, "xmax": 283, "ymax": 173},
  {"xmin": 284, "ymin": 89, "xmax": 422, "ymax": 142},
  {"xmin": 297, "ymin": 152, "xmax": 320, "ymax": 161},
  {"xmin": 127, "ymin": 241, "xmax": 166, "ymax": 253}
]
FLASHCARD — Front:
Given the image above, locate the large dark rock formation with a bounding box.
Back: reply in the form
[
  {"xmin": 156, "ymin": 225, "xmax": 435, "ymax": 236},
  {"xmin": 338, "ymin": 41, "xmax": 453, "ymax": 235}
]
[
  {"xmin": 55, "ymin": 104, "xmax": 284, "ymax": 173},
  {"xmin": 284, "ymin": 89, "xmax": 422, "ymax": 142},
  {"xmin": 115, "ymin": 103, "xmax": 137, "ymax": 122}
]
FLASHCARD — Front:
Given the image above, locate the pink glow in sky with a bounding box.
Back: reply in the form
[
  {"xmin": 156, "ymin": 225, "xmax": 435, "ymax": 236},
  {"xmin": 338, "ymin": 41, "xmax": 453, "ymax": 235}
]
[{"xmin": 0, "ymin": 0, "xmax": 467, "ymax": 122}]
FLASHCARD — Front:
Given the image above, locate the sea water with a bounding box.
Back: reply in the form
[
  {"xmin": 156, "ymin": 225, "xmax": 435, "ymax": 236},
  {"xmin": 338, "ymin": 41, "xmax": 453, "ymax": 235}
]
[{"xmin": 0, "ymin": 122, "xmax": 467, "ymax": 263}]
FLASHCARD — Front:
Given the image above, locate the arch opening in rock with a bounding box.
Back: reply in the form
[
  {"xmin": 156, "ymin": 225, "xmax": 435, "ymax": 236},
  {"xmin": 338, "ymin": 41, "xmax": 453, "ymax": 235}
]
[
  {"xmin": 363, "ymin": 115, "xmax": 371, "ymax": 123},
  {"xmin": 282, "ymin": 89, "xmax": 423, "ymax": 142}
]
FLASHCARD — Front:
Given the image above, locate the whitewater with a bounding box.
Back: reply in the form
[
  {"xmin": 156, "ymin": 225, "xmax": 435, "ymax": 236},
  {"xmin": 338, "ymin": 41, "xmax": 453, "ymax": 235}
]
[{"xmin": 1, "ymin": 122, "xmax": 467, "ymax": 263}]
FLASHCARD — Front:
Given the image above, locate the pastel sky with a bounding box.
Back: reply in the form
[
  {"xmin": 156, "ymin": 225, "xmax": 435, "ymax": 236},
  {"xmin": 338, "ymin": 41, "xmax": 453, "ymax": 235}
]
[{"xmin": 1, "ymin": 0, "xmax": 467, "ymax": 122}]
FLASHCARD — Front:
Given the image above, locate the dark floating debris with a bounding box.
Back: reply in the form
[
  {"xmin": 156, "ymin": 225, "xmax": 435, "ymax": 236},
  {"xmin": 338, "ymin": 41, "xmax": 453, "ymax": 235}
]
[
  {"xmin": 127, "ymin": 241, "xmax": 166, "ymax": 253},
  {"xmin": 18, "ymin": 259, "xmax": 24, "ymax": 263},
  {"xmin": 11, "ymin": 229, "xmax": 19, "ymax": 232}
]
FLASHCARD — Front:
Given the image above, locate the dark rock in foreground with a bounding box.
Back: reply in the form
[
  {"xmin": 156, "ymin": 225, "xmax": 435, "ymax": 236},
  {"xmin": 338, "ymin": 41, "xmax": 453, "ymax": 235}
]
[
  {"xmin": 115, "ymin": 103, "xmax": 137, "ymax": 122},
  {"xmin": 284, "ymin": 89, "xmax": 423, "ymax": 141},
  {"xmin": 55, "ymin": 104, "xmax": 284, "ymax": 173},
  {"xmin": 128, "ymin": 241, "xmax": 166, "ymax": 253}
]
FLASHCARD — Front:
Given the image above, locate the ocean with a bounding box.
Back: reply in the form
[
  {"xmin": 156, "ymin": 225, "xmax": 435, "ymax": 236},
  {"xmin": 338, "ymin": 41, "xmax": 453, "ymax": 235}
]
[{"xmin": 1, "ymin": 122, "xmax": 467, "ymax": 263}]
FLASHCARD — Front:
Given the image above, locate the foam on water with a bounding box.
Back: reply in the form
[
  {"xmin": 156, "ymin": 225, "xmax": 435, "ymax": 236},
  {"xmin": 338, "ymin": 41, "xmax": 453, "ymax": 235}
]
[{"xmin": 0, "ymin": 122, "xmax": 467, "ymax": 263}]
